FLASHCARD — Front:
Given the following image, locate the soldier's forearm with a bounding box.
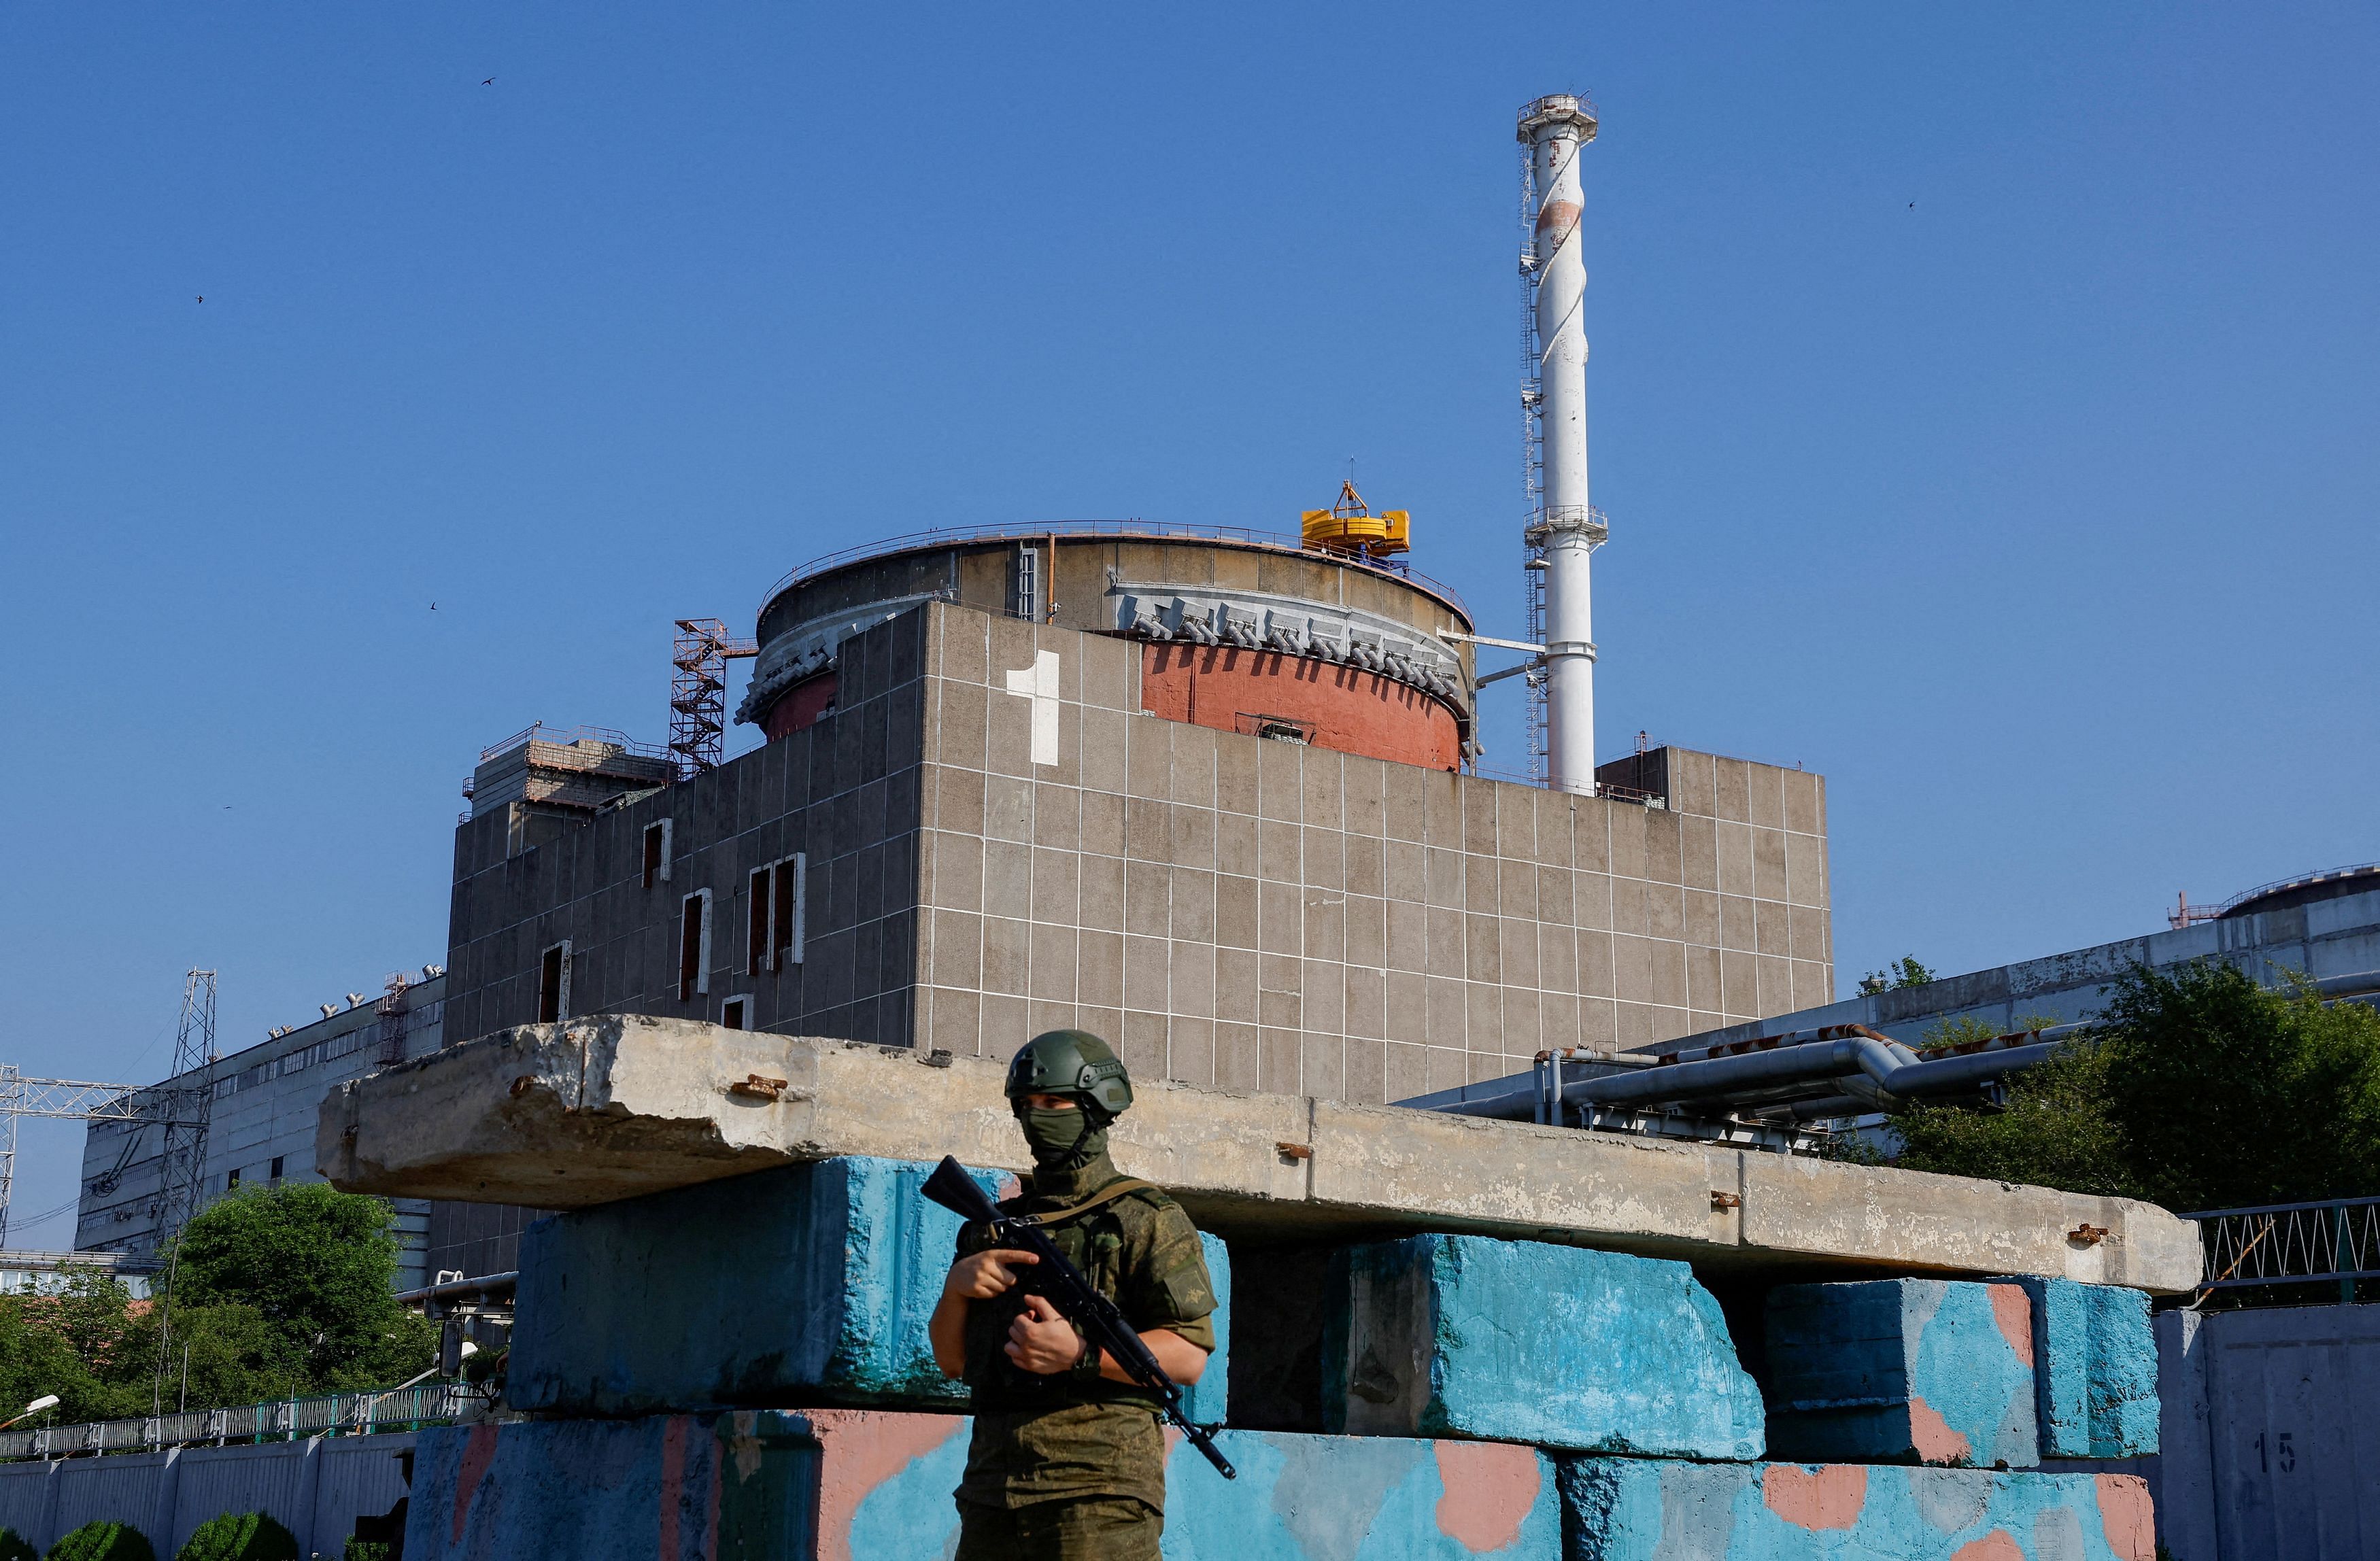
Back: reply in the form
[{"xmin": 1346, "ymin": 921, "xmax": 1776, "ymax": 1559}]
[
  {"xmin": 1095, "ymin": 1326, "xmax": 1209, "ymax": 1387},
  {"xmin": 928, "ymin": 1290, "xmax": 971, "ymax": 1378}
]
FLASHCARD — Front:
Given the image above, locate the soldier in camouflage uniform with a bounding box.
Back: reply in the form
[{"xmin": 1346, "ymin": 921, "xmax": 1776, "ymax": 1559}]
[{"xmin": 928, "ymin": 1029, "xmax": 1217, "ymax": 1561}]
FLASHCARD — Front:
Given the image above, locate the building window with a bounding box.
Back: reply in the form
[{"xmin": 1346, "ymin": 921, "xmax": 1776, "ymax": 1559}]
[
  {"xmin": 226, "ymin": 1168, "xmax": 241, "ymax": 1190},
  {"xmin": 777, "ymin": 853, "xmax": 806, "ymax": 969},
  {"xmin": 269, "ymin": 1156, "xmax": 284, "ymax": 1184},
  {"xmin": 747, "ymin": 867, "xmax": 770, "ymax": 975},
  {"xmin": 679, "ymin": 889, "xmax": 713, "ymax": 1001},
  {"xmin": 538, "ymin": 940, "xmax": 573, "ymax": 1023},
  {"xmin": 746, "ymin": 854, "xmax": 808, "ymax": 973},
  {"xmin": 720, "ymin": 996, "xmax": 749, "ymax": 1031},
  {"xmin": 643, "ymin": 819, "xmax": 673, "ymax": 889}
]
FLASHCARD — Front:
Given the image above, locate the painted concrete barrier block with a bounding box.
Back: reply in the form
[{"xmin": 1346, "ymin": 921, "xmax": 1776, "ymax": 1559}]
[
  {"xmin": 409, "ymin": 1410, "xmax": 1561, "ymax": 1560},
  {"xmin": 1994, "ymin": 1277, "xmax": 2158, "ymax": 1458},
  {"xmin": 1766, "ymin": 1280, "xmax": 2039, "ymax": 1469},
  {"xmin": 510, "ymin": 1155, "xmax": 1231, "ymax": 1419},
  {"xmin": 1558, "ymin": 1458, "xmax": 2156, "ymax": 1561},
  {"xmin": 1323, "ymin": 1233, "xmax": 1764, "ymax": 1458}
]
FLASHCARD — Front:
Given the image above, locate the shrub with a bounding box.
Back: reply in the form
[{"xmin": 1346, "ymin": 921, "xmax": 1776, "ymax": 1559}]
[
  {"xmin": 174, "ymin": 1513, "xmax": 297, "ymax": 1561},
  {"xmin": 44, "ymin": 1522, "xmax": 154, "ymax": 1561},
  {"xmin": 341, "ymin": 1543, "xmax": 389, "ymax": 1561},
  {"xmin": 0, "ymin": 1528, "xmax": 37, "ymax": 1561}
]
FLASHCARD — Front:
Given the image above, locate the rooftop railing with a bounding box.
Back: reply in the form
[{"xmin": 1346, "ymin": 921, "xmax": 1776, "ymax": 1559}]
[{"xmin": 757, "ymin": 519, "xmax": 1474, "ymax": 624}]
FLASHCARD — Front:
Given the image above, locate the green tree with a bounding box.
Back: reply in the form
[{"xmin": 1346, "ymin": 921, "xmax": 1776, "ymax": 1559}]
[
  {"xmin": 0, "ymin": 1528, "xmax": 35, "ymax": 1561},
  {"xmin": 1884, "ymin": 961, "xmax": 2380, "ymax": 1212},
  {"xmin": 0, "ymin": 1184, "xmax": 438, "ymax": 1426},
  {"xmin": 165, "ymin": 1184, "xmax": 436, "ymax": 1392},
  {"xmin": 1857, "ymin": 956, "xmax": 1937, "ymax": 997}
]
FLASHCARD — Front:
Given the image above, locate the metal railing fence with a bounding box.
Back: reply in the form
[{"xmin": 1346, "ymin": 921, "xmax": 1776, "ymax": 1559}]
[
  {"xmin": 2188, "ymin": 1193, "xmax": 2380, "ymax": 1301},
  {"xmin": 0, "ymin": 1383, "xmax": 473, "ymax": 1462}
]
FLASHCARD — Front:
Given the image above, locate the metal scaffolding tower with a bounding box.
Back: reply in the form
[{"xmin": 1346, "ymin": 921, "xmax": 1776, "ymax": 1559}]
[
  {"xmin": 0, "ymin": 1071, "xmax": 149, "ymax": 1250},
  {"xmin": 154, "ymin": 970, "xmax": 217, "ymax": 1249},
  {"xmin": 668, "ymin": 619, "xmax": 759, "ymax": 778}
]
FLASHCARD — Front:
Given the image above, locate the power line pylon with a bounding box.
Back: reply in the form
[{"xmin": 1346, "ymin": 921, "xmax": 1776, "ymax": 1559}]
[
  {"xmin": 155, "ymin": 970, "xmax": 217, "ymax": 1248},
  {"xmin": 668, "ymin": 619, "xmax": 758, "ymax": 778},
  {"xmin": 151, "ymin": 968, "xmax": 216, "ymax": 1411}
]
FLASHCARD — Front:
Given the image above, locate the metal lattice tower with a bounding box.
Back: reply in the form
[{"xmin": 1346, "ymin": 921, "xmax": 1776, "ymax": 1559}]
[
  {"xmin": 154, "ymin": 970, "xmax": 217, "ymax": 1250},
  {"xmin": 0, "ymin": 1074, "xmax": 183, "ymax": 1250},
  {"xmin": 668, "ymin": 619, "xmax": 759, "ymax": 778}
]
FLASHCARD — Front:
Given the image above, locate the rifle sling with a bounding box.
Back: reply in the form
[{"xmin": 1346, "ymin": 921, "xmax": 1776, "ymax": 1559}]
[{"xmin": 1004, "ymin": 1178, "xmax": 1161, "ymax": 1231}]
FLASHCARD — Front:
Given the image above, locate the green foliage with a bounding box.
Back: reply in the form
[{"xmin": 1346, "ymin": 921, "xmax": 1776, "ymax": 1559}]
[
  {"xmin": 44, "ymin": 1522, "xmax": 154, "ymax": 1561},
  {"xmin": 173, "ymin": 1513, "xmax": 297, "ymax": 1561},
  {"xmin": 1857, "ymin": 956, "xmax": 1937, "ymax": 997},
  {"xmin": 1884, "ymin": 961, "xmax": 2380, "ymax": 1211},
  {"xmin": 341, "ymin": 1543, "xmax": 390, "ymax": 1561},
  {"xmin": 0, "ymin": 1528, "xmax": 38, "ymax": 1561},
  {"xmin": 1890, "ymin": 1035, "xmax": 2130, "ymax": 1196},
  {"xmin": 172, "ymin": 1184, "xmax": 435, "ymax": 1391},
  {"xmin": 0, "ymin": 1184, "xmax": 437, "ymax": 1426}
]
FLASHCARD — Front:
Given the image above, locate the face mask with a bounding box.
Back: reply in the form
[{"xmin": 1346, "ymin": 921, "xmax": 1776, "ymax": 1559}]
[{"xmin": 1018, "ymin": 1104, "xmax": 1106, "ymax": 1171}]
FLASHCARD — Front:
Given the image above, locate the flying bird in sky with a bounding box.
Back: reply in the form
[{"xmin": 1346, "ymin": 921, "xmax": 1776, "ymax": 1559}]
[{"xmin": 482, "ymin": 77, "xmax": 495, "ymax": 86}]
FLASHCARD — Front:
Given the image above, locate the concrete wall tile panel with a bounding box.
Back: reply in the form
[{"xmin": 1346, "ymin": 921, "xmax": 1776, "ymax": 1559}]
[
  {"xmin": 1606, "ymin": 806, "xmax": 1646, "ymax": 884},
  {"xmin": 1168, "ymin": 720, "xmax": 1216, "ymax": 808},
  {"xmin": 1765, "ymin": 1279, "xmax": 2039, "ymax": 1469},
  {"xmin": 1324, "ymin": 1233, "xmax": 1763, "ymax": 1458},
  {"xmin": 1555, "ymin": 1458, "xmax": 2155, "ymax": 1561},
  {"xmin": 1216, "ymin": 1021, "xmax": 1259, "ymax": 1089},
  {"xmin": 1168, "ymin": 1015, "xmax": 1216, "ymax": 1085},
  {"xmin": 1214, "ymin": 948, "xmax": 1257, "ymax": 1023},
  {"xmin": 1752, "ymin": 829, "xmax": 1789, "ymax": 904},
  {"xmin": 1996, "ymin": 1277, "xmax": 2158, "ymax": 1458}
]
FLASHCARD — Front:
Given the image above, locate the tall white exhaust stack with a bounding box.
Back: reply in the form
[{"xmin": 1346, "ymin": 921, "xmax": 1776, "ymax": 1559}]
[{"xmin": 1519, "ymin": 95, "xmax": 1604, "ymax": 794}]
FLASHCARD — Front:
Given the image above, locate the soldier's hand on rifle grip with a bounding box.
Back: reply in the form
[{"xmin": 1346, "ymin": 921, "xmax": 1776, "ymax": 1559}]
[
  {"xmin": 1003, "ymin": 1294, "xmax": 1087, "ymax": 1375},
  {"xmin": 942, "ymin": 1248, "xmax": 1039, "ymax": 1301}
]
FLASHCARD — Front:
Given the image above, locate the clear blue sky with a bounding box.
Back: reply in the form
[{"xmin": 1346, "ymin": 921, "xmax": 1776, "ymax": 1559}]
[{"xmin": 5, "ymin": 5, "xmax": 2375, "ymax": 1236}]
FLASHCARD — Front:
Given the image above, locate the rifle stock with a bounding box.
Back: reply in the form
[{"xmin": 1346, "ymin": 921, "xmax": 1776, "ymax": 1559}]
[{"xmin": 922, "ymin": 1155, "xmax": 1236, "ymax": 1479}]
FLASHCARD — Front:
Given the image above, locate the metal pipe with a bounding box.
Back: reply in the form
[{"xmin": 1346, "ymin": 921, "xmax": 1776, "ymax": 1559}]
[{"xmin": 1518, "ymin": 95, "xmax": 1602, "ymax": 793}]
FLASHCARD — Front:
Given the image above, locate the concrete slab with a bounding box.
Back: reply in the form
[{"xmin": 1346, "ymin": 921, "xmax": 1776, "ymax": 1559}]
[
  {"xmin": 1995, "ymin": 1277, "xmax": 2158, "ymax": 1459},
  {"xmin": 1323, "ymin": 1233, "xmax": 1764, "ymax": 1458},
  {"xmin": 1558, "ymin": 1458, "xmax": 2156, "ymax": 1560},
  {"xmin": 407, "ymin": 1409, "xmax": 1563, "ymax": 1561},
  {"xmin": 1765, "ymin": 1280, "xmax": 2039, "ymax": 1469},
  {"xmin": 320, "ymin": 1016, "xmax": 2201, "ymax": 1290}
]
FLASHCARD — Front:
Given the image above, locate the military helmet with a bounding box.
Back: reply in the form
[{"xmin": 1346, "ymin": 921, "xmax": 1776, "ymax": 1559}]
[{"xmin": 1006, "ymin": 1029, "xmax": 1134, "ymax": 1118}]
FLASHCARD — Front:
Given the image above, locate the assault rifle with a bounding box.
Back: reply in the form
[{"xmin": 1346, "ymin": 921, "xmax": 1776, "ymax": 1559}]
[{"xmin": 921, "ymin": 1155, "xmax": 1237, "ymax": 1479}]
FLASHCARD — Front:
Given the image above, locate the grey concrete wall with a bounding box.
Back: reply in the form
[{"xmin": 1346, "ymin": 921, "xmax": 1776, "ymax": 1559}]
[
  {"xmin": 0, "ymin": 1432, "xmax": 414, "ymax": 1556},
  {"xmin": 441, "ymin": 600, "xmax": 1832, "ymax": 1105},
  {"xmin": 908, "ymin": 603, "xmax": 1830, "ymax": 1098},
  {"xmin": 443, "ymin": 606, "xmax": 930, "ymax": 1050},
  {"xmin": 2150, "ymin": 1301, "xmax": 2380, "ymax": 1561}
]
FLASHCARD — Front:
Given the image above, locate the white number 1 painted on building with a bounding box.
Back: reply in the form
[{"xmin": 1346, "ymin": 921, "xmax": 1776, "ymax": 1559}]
[{"xmin": 1003, "ymin": 650, "xmax": 1060, "ymax": 767}]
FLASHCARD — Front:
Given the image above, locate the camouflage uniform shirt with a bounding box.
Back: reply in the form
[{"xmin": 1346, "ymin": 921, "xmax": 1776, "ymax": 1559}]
[{"xmin": 953, "ymin": 1153, "xmax": 1217, "ymax": 1511}]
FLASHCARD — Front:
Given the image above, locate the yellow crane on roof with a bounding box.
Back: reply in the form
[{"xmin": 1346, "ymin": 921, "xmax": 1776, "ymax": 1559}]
[{"xmin": 1301, "ymin": 480, "xmax": 1409, "ymax": 562}]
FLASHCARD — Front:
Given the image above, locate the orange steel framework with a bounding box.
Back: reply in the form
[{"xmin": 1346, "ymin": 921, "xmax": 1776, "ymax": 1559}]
[{"xmin": 669, "ymin": 619, "xmax": 758, "ymax": 777}]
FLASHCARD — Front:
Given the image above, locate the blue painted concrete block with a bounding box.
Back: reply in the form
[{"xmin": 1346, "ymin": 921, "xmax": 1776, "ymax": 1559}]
[
  {"xmin": 510, "ymin": 1156, "xmax": 1231, "ymax": 1419},
  {"xmin": 411, "ymin": 1411, "xmax": 1563, "ymax": 1561},
  {"xmin": 1557, "ymin": 1458, "xmax": 2156, "ymax": 1560},
  {"xmin": 1765, "ymin": 1280, "xmax": 2039, "ymax": 1469},
  {"xmin": 1994, "ymin": 1277, "xmax": 2158, "ymax": 1458},
  {"xmin": 1322, "ymin": 1233, "xmax": 1764, "ymax": 1458}
]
